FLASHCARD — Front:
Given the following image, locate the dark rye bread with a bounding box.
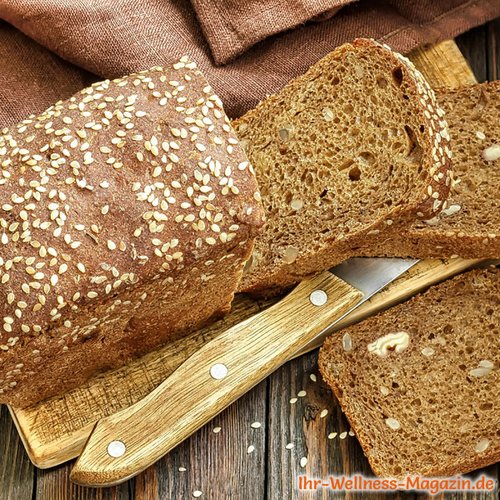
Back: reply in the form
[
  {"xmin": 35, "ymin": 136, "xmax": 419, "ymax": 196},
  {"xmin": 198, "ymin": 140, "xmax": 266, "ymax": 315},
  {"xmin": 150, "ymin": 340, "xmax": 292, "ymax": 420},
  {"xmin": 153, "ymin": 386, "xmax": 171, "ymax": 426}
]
[
  {"xmin": 319, "ymin": 268, "xmax": 500, "ymax": 478},
  {"xmin": 234, "ymin": 39, "xmax": 452, "ymax": 295},
  {"xmin": 0, "ymin": 61, "xmax": 264, "ymax": 407},
  {"xmin": 358, "ymin": 82, "xmax": 500, "ymax": 258}
]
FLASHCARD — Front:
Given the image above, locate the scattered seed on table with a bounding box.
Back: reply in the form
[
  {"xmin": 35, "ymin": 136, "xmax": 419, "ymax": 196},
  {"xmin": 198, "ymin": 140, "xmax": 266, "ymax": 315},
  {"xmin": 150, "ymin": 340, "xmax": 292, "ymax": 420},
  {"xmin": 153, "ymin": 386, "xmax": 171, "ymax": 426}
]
[
  {"xmin": 320, "ymin": 409, "xmax": 328, "ymax": 418},
  {"xmin": 349, "ymin": 430, "xmax": 355, "ymax": 436},
  {"xmin": 286, "ymin": 443, "xmax": 294, "ymax": 449},
  {"xmin": 251, "ymin": 421, "xmax": 261, "ymax": 429},
  {"xmin": 339, "ymin": 431, "xmax": 348, "ymax": 439},
  {"xmin": 328, "ymin": 432, "xmax": 338, "ymax": 439},
  {"xmin": 247, "ymin": 445, "xmax": 255, "ymax": 454},
  {"xmin": 193, "ymin": 491, "xmax": 202, "ymax": 498},
  {"xmin": 300, "ymin": 457, "xmax": 308, "ymax": 468},
  {"xmin": 297, "ymin": 390, "xmax": 307, "ymax": 397},
  {"xmin": 310, "ymin": 373, "xmax": 317, "ymax": 382},
  {"xmin": 290, "ymin": 397, "xmax": 298, "ymax": 404},
  {"xmin": 212, "ymin": 426, "xmax": 221, "ymax": 433},
  {"xmin": 179, "ymin": 467, "xmax": 187, "ymax": 472}
]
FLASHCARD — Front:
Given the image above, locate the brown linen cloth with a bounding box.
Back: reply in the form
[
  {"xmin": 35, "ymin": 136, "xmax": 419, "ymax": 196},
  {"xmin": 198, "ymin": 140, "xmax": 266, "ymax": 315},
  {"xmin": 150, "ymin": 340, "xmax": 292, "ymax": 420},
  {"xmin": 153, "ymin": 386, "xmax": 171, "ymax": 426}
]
[
  {"xmin": 1, "ymin": 0, "xmax": 499, "ymax": 126},
  {"xmin": 190, "ymin": 0, "xmax": 356, "ymax": 64}
]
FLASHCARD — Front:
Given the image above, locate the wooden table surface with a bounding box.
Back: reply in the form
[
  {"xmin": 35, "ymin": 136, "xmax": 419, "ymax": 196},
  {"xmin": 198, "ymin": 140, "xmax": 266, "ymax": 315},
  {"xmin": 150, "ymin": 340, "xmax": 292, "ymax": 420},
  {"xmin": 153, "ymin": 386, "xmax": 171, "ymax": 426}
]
[{"xmin": 1, "ymin": 20, "xmax": 499, "ymax": 500}]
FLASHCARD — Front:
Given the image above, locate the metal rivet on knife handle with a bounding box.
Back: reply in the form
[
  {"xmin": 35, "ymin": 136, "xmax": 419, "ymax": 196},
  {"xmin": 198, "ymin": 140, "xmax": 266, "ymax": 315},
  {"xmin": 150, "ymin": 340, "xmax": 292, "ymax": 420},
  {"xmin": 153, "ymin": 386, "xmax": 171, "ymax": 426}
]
[
  {"xmin": 107, "ymin": 440, "xmax": 126, "ymax": 458},
  {"xmin": 309, "ymin": 290, "xmax": 328, "ymax": 306},
  {"xmin": 210, "ymin": 363, "xmax": 228, "ymax": 380}
]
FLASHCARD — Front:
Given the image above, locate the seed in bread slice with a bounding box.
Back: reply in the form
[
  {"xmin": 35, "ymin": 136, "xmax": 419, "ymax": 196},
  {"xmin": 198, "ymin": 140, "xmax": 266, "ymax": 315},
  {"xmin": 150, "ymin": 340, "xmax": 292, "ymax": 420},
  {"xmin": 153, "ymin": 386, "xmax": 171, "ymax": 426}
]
[
  {"xmin": 355, "ymin": 82, "xmax": 500, "ymax": 259},
  {"xmin": 234, "ymin": 38, "xmax": 451, "ymax": 295},
  {"xmin": 319, "ymin": 267, "xmax": 500, "ymax": 478}
]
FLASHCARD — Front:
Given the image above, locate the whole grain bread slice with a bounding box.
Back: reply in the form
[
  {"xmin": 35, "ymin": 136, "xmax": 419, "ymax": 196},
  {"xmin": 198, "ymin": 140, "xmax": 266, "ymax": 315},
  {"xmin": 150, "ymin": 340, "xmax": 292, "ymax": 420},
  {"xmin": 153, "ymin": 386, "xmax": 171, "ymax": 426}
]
[
  {"xmin": 319, "ymin": 267, "xmax": 500, "ymax": 478},
  {"xmin": 234, "ymin": 39, "xmax": 452, "ymax": 295},
  {"xmin": 356, "ymin": 82, "xmax": 500, "ymax": 259}
]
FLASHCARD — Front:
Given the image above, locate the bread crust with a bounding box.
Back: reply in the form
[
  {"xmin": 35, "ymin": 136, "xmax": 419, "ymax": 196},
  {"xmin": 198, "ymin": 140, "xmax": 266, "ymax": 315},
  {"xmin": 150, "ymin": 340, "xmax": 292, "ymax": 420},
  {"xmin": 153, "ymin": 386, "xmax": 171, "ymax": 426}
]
[
  {"xmin": 319, "ymin": 268, "xmax": 500, "ymax": 478},
  {"xmin": 0, "ymin": 62, "xmax": 264, "ymax": 407}
]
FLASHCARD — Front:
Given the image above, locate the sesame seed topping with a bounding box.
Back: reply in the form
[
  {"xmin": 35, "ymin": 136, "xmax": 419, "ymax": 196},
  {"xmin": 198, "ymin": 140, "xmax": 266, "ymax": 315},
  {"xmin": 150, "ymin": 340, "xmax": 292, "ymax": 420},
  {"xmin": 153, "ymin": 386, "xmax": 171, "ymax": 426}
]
[{"xmin": 0, "ymin": 61, "xmax": 259, "ymax": 393}]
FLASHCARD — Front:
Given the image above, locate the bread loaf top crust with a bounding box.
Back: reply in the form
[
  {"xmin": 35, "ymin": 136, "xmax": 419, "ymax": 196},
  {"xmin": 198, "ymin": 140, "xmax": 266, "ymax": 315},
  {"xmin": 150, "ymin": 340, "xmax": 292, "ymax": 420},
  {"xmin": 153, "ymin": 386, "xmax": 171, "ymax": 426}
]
[{"xmin": 0, "ymin": 60, "xmax": 264, "ymax": 357}]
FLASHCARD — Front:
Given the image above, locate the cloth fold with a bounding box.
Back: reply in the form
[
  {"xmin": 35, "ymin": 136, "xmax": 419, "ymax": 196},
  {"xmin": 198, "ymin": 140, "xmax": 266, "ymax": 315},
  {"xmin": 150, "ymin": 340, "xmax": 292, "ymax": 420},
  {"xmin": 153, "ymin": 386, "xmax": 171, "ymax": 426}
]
[
  {"xmin": 0, "ymin": 0, "xmax": 499, "ymax": 126},
  {"xmin": 190, "ymin": 0, "xmax": 356, "ymax": 64}
]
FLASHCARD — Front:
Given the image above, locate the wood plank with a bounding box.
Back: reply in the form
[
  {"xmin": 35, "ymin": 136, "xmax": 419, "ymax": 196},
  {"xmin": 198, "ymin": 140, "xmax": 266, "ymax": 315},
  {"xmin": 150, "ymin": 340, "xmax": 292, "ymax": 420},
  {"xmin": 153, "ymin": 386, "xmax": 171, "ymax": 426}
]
[
  {"xmin": 487, "ymin": 19, "xmax": 500, "ymax": 80},
  {"xmin": 145, "ymin": 379, "xmax": 267, "ymax": 500},
  {"xmin": 0, "ymin": 405, "xmax": 34, "ymax": 500},
  {"xmin": 456, "ymin": 25, "xmax": 488, "ymax": 82},
  {"xmin": 268, "ymin": 351, "xmax": 414, "ymax": 500},
  {"xmin": 35, "ymin": 462, "xmax": 131, "ymax": 500},
  {"xmin": 410, "ymin": 40, "xmax": 476, "ymax": 87}
]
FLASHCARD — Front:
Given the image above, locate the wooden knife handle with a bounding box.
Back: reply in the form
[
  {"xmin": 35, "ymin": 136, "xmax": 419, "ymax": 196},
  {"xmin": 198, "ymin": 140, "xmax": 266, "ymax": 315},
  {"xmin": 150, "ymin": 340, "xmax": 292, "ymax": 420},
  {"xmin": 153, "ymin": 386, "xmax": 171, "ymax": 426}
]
[{"xmin": 70, "ymin": 272, "xmax": 362, "ymax": 486}]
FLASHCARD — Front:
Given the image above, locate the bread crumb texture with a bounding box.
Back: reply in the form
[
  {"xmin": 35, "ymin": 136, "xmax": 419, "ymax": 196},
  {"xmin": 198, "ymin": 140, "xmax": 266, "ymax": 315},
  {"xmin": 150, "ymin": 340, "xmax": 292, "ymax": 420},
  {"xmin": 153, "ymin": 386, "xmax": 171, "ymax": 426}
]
[
  {"xmin": 0, "ymin": 60, "xmax": 264, "ymax": 407},
  {"xmin": 362, "ymin": 81, "xmax": 500, "ymax": 258},
  {"xmin": 319, "ymin": 268, "xmax": 500, "ymax": 477},
  {"xmin": 234, "ymin": 39, "xmax": 451, "ymax": 294}
]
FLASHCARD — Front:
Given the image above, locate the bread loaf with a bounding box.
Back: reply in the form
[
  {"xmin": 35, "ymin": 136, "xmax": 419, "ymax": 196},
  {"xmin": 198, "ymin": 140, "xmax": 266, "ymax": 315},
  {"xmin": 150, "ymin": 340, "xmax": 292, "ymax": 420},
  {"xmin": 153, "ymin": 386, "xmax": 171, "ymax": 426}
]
[
  {"xmin": 0, "ymin": 61, "xmax": 264, "ymax": 407},
  {"xmin": 355, "ymin": 82, "xmax": 500, "ymax": 258},
  {"xmin": 319, "ymin": 267, "xmax": 500, "ymax": 477},
  {"xmin": 233, "ymin": 39, "xmax": 451, "ymax": 295}
]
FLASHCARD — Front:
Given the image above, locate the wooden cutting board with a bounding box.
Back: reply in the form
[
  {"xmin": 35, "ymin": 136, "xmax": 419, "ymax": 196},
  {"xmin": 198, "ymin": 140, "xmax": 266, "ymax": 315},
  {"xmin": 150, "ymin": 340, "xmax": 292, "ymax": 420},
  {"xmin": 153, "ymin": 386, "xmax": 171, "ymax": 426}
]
[{"xmin": 8, "ymin": 40, "xmax": 484, "ymax": 470}]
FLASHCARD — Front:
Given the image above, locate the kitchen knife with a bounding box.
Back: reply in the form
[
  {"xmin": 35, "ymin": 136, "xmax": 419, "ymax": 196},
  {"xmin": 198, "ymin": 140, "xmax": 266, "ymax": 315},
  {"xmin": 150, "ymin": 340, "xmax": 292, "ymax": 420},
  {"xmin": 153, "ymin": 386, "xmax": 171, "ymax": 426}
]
[{"xmin": 71, "ymin": 257, "xmax": 418, "ymax": 486}]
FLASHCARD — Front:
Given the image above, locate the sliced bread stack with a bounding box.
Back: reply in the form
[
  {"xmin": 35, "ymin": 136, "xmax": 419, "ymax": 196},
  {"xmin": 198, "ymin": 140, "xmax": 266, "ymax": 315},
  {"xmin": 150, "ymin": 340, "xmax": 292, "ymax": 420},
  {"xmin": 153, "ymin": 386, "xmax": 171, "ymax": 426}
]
[
  {"xmin": 233, "ymin": 38, "xmax": 452, "ymax": 295},
  {"xmin": 358, "ymin": 82, "xmax": 500, "ymax": 259},
  {"xmin": 319, "ymin": 267, "xmax": 499, "ymax": 477}
]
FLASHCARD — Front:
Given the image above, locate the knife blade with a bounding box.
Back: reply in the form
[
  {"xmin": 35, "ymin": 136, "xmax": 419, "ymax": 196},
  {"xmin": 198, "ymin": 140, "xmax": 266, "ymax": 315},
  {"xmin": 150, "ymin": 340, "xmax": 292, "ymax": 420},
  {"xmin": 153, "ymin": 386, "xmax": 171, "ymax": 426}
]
[{"xmin": 71, "ymin": 257, "xmax": 417, "ymax": 486}]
